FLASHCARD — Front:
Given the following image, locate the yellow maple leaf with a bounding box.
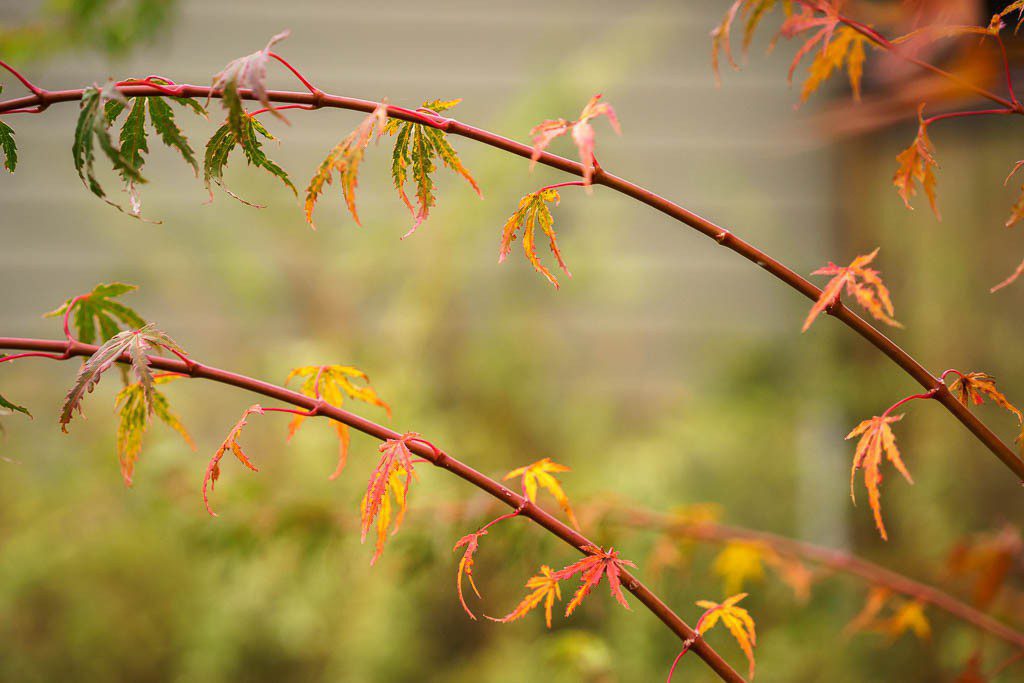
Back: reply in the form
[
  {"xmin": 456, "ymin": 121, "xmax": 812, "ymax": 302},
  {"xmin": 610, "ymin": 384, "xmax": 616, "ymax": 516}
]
[
  {"xmin": 712, "ymin": 542, "xmax": 767, "ymax": 595},
  {"xmin": 696, "ymin": 593, "xmax": 757, "ymax": 680},
  {"xmin": 285, "ymin": 364, "xmax": 390, "ymax": 480},
  {"xmin": 504, "ymin": 457, "xmax": 580, "ymax": 530},
  {"xmin": 893, "ymin": 105, "xmax": 940, "ymax": 219},
  {"xmin": 877, "ymin": 600, "xmax": 932, "ymax": 641},
  {"xmin": 847, "ymin": 414, "xmax": 910, "ymax": 541},
  {"xmin": 499, "ymin": 187, "xmax": 570, "ymax": 288},
  {"xmin": 487, "ymin": 565, "xmax": 562, "ymax": 628}
]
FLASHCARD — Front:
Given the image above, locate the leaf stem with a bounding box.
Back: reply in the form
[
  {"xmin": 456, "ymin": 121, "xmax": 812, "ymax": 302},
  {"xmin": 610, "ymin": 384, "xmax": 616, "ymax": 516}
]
[
  {"xmin": 0, "ymin": 59, "xmax": 45, "ymax": 97},
  {"xmin": 0, "ymin": 335, "xmax": 746, "ymax": 683},
  {"xmin": 923, "ymin": 108, "xmax": 1016, "ymax": 127},
  {"xmin": 268, "ymin": 52, "xmax": 322, "ymax": 97},
  {"xmin": 540, "ymin": 180, "xmax": 588, "ymax": 193},
  {"xmin": 882, "ymin": 387, "xmax": 939, "ymax": 417}
]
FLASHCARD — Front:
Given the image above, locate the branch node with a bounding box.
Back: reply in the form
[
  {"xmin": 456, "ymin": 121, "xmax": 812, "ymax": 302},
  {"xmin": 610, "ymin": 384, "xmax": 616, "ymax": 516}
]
[{"xmin": 714, "ymin": 230, "xmax": 732, "ymax": 245}]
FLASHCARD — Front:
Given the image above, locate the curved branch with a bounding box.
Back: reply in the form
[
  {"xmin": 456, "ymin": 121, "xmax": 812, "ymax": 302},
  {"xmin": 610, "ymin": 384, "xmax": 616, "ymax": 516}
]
[
  {"xmin": 619, "ymin": 508, "xmax": 1024, "ymax": 652},
  {"xmin": 0, "ymin": 336, "xmax": 744, "ymax": 683},
  {"xmin": 0, "ymin": 82, "xmax": 1019, "ymax": 480}
]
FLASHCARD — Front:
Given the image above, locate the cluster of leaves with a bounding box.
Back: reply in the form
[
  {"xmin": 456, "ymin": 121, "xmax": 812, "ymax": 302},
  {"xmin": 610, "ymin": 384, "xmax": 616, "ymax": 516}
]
[
  {"xmin": 381, "ymin": 99, "xmax": 482, "ymax": 236},
  {"xmin": 529, "ymin": 94, "xmax": 620, "ymax": 186},
  {"xmin": 947, "ymin": 370, "xmax": 1024, "ymax": 456},
  {"xmin": 803, "ymin": 248, "xmax": 900, "ymax": 332},
  {"xmin": 74, "ymin": 81, "xmax": 205, "ymax": 218},
  {"xmin": 285, "ymin": 364, "xmax": 391, "ymax": 480},
  {"xmin": 845, "ymin": 587, "xmax": 930, "ymax": 642}
]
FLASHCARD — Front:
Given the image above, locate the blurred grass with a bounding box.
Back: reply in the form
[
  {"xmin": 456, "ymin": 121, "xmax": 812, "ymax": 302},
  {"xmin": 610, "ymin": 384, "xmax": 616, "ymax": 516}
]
[{"xmin": 1, "ymin": 1, "xmax": 1023, "ymax": 681}]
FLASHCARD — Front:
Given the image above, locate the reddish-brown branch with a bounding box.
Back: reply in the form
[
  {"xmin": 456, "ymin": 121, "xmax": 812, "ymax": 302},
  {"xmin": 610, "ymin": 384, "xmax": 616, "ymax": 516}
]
[
  {"xmin": 0, "ymin": 82, "xmax": 1019, "ymax": 480},
  {"xmin": 0, "ymin": 336, "xmax": 744, "ymax": 683},
  {"xmin": 618, "ymin": 509, "xmax": 1024, "ymax": 652}
]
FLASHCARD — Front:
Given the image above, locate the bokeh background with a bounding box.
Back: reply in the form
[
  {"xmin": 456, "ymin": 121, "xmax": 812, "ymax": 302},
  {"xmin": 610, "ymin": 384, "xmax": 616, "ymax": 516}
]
[{"xmin": 1, "ymin": 1, "xmax": 1022, "ymax": 681}]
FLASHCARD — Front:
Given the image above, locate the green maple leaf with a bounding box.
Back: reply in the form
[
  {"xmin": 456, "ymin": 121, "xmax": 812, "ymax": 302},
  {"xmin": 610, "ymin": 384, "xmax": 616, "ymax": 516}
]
[
  {"xmin": 45, "ymin": 282, "xmax": 146, "ymax": 345},
  {"xmin": 0, "ymin": 116, "xmax": 17, "ymax": 173},
  {"xmin": 73, "ymin": 83, "xmax": 146, "ymax": 214},
  {"xmin": 0, "ymin": 387, "xmax": 31, "ymax": 419},
  {"xmin": 204, "ymin": 84, "xmax": 296, "ymax": 206},
  {"xmin": 382, "ymin": 99, "xmax": 481, "ymax": 237},
  {"xmin": 59, "ymin": 324, "xmax": 186, "ymax": 433}
]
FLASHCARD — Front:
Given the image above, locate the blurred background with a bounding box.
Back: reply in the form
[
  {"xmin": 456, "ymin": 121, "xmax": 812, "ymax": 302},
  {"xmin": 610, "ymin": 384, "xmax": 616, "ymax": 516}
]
[{"xmin": 0, "ymin": 1, "xmax": 1022, "ymax": 681}]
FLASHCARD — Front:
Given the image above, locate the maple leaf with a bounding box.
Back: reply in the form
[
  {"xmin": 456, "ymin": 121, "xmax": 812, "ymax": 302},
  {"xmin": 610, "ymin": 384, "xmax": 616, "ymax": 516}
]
[
  {"xmin": 695, "ymin": 593, "xmax": 757, "ymax": 680},
  {"xmin": 876, "ymin": 600, "xmax": 932, "ymax": 641},
  {"xmin": 0, "ymin": 389, "xmax": 31, "ymax": 421},
  {"xmin": 210, "ymin": 30, "xmax": 291, "ymax": 130},
  {"xmin": 305, "ymin": 103, "xmax": 388, "ymax": 229},
  {"xmin": 203, "ymin": 404, "xmax": 263, "ymax": 516},
  {"xmin": 504, "ymin": 457, "xmax": 580, "ymax": 530},
  {"xmin": 487, "ymin": 565, "xmax": 562, "ymax": 628},
  {"xmin": 203, "ymin": 95, "xmax": 296, "ymax": 206},
  {"xmin": 285, "ymin": 364, "xmax": 391, "ymax": 479},
  {"xmin": 73, "ymin": 83, "xmax": 146, "ymax": 215},
  {"xmin": 711, "ymin": 0, "xmax": 789, "ymax": 83},
  {"xmin": 893, "ymin": 105, "xmax": 940, "ymax": 219},
  {"xmin": 529, "ymin": 94, "xmax": 620, "ymax": 186},
  {"xmin": 947, "ymin": 525, "xmax": 1022, "ymax": 610},
  {"xmin": 846, "ymin": 413, "xmax": 910, "ymax": 541},
  {"xmin": 0, "ymin": 115, "xmax": 16, "ymax": 172},
  {"xmin": 844, "ymin": 586, "xmax": 891, "ymax": 637},
  {"xmin": 59, "ymin": 324, "xmax": 186, "ymax": 434},
  {"xmin": 778, "ymin": 3, "xmax": 841, "ymax": 87},
  {"xmin": 499, "ymin": 187, "xmax": 570, "ymax": 288},
  {"xmin": 551, "ymin": 545, "xmax": 636, "ymax": 616},
  {"xmin": 361, "ymin": 433, "xmax": 419, "ymax": 565},
  {"xmin": 797, "ymin": 26, "xmax": 871, "ymax": 102},
  {"xmin": 804, "ymin": 248, "xmax": 901, "ymax": 332},
  {"xmin": 712, "ymin": 542, "xmax": 766, "ymax": 595},
  {"xmin": 115, "ymin": 374, "xmax": 195, "ymax": 486},
  {"xmin": 45, "ymin": 282, "xmax": 145, "ymax": 345},
  {"xmin": 453, "ymin": 530, "xmax": 486, "ymax": 620},
  {"xmin": 1002, "ymin": 0, "xmax": 1024, "ymax": 31},
  {"xmin": 381, "ymin": 99, "xmax": 481, "ymax": 236},
  {"xmin": 991, "ymin": 258, "xmax": 1024, "ymax": 293},
  {"xmin": 947, "ymin": 371, "xmax": 1023, "ymax": 425}
]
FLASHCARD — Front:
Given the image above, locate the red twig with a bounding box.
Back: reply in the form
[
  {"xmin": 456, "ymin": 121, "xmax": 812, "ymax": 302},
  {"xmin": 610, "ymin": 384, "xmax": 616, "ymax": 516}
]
[
  {"xmin": 0, "ymin": 335, "xmax": 745, "ymax": 683},
  {"xmin": 995, "ymin": 31, "xmax": 1020, "ymax": 109},
  {"xmin": 0, "ymin": 59, "xmax": 44, "ymax": 97},
  {"xmin": 540, "ymin": 180, "xmax": 588, "ymax": 193},
  {"xmin": 923, "ymin": 108, "xmax": 1017, "ymax": 126},
  {"xmin": 248, "ymin": 103, "xmax": 315, "ymax": 118}
]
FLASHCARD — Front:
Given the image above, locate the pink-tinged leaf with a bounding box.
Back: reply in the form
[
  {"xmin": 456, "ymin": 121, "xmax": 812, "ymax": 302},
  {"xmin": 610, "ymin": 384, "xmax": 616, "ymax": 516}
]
[
  {"xmin": 529, "ymin": 95, "xmax": 621, "ymax": 185},
  {"xmin": 361, "ymin": 432, "xmax": 419, "ymax": 565},
  {"xmin": 203, "ymin": 404, "xmax": 263, "ymax": 517}
]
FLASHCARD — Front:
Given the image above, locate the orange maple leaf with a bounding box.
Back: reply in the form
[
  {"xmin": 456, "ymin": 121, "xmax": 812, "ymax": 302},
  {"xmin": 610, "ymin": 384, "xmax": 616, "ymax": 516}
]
[
  {"xmin": 453, "ymin": 530, "xmax": 486, "ymax": 620},
  {"xmin": 1004, "ymin": 160, "xmax": 1024, "ymax": 229},
  {"xmin": 487, "ymin": 564, "xmax": 562, "ymax": 628},
  {"xmin": 844, "ymin": 586, "xmax": 890, "ymax": 637},
  {"xmin": 285, "ymin": 364, "xmax": 391, "ymax": 480},
  {"xmin": 499, "ymin": 187, "xmax": 569, "ymax": 289},
  {"xmin": 804, "ymin": 248, "xmax": 901, "ymax": 332},
  {"xmin": 504, "ymin": 457, "xmax": 580, "ymax": 530},
  {"xmin": 947, "ymin": 525, "xmax": 1022, "ymax": 610},
  {"xmin": 893, "ymin": 105, "xmax": 940, "ymax": 219},
  {"xmin": 361, "ymin": 432, "xmax": 418, "ymax": 565},
  {"xmin": 551, "ymin": 545, "xmax": 636, "ymax": 616},
  {"xmin": 695, "ymin": 593, "xmax": 757, "ymax": 680},
  {"xmin": 947, "ymin": 371, "xmax": 1023, "ymax": 425},
  {"xmin": 846, "ymin": 414, "xmax": 910, "ymax": 541},
  {"xmin": 530, "ymin": 95, "xmax": 620, "ymax": 185},
  {"xmin": 844, "ymin": 588, "xmax": 931, "ymax": 642},
  {"xmin": 202, "ymin": 404, "xmax": 263, "ymax": 516}
]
